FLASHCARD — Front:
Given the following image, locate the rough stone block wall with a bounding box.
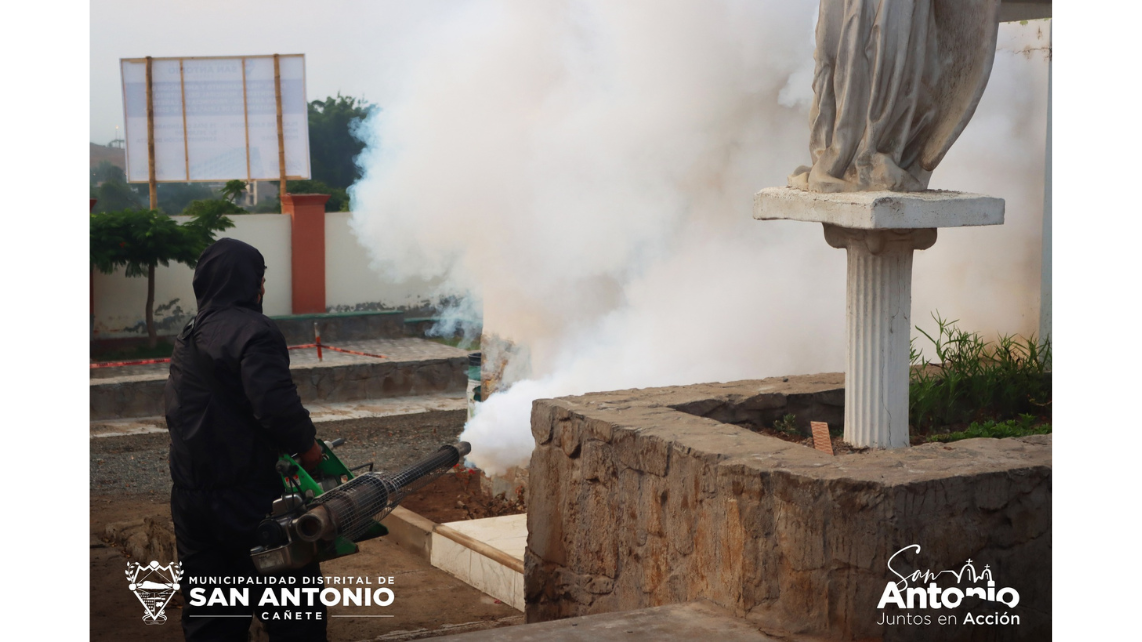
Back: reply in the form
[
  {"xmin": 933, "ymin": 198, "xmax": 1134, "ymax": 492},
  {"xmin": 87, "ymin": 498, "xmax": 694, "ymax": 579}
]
[{"xmin": 525, "ymin": 374, "xmax": 1051, "ymax": 641}]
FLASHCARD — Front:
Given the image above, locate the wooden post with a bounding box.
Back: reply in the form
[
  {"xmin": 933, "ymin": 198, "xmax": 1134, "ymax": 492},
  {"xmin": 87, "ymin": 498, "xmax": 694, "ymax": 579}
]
[
  {"xmin": 274, "ymin": 54, "xmax": 287, "ymax": 202},
  {"xmin": 241, "ymin": 57, "xmax": 252, "ymax": 184},
  {"xmin": 179, "ymin": 59, "xmax": 189, "ymax": 181},
  {"xmin": 145, "ymin": 56, "xmax": 158, "ymax": 209}
]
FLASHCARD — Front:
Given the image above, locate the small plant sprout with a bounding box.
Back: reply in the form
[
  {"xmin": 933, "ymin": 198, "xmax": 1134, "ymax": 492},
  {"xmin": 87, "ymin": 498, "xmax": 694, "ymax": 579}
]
[{"xmin": 774, "ymin": 414, "xmax": 799, "ymax": 436}]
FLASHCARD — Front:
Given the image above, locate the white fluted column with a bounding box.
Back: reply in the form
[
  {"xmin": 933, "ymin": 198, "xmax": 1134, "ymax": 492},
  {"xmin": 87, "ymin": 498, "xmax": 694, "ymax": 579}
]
[
  {"xmin": 754, "ymin": 187, "xmax": 1005, "ymax": 449},
  {"xmin": 824, "ymin": 225, "xmax": 936, "ymax": 448}
]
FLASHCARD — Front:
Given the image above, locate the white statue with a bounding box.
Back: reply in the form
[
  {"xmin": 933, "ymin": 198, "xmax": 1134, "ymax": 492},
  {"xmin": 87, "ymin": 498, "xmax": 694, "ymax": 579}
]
[{"xmin": 789, "ymin": 0, "xmax": 1002, "ymax": 193}]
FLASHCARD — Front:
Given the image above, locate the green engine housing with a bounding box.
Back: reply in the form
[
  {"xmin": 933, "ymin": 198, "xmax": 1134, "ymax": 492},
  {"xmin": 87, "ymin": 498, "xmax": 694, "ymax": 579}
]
[{"xmin": 276, "ymin": 440, "xmax": 388, "ymax": 564}]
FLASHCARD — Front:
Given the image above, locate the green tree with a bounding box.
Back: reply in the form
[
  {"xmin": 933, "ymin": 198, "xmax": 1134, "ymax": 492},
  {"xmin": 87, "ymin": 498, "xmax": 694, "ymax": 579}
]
[
  {"xmin": 156, "ymin": 182, "xmax": 217, "ymax": 215},
  {"xmin": 91, "ymin": 208, "xmax": 234, "ymax": 348},
  {"xmin": 182, "ymin": 198, "xmax": 249, "ymax": 218},
  {"xmin": 92, "ymin": 179, "xmax": 146, "ymax": 213},
  {"xmin": 308, "ymin": 94, "xmax": 376, "ymax": 190},
  {"xmin": 249, "ymin": 196, "xmax": 283, "ymax": 214},
  {"xmin": 252, "ymin": 179, "xmax": 350, "ymax": 213},
  {"xmin": 91, "ymin": 160, "xmax": 126, "ymax": 186},
  {"xmin": 241, "ymin": 94, "xmax": 374, "ymax": 213},
  {"xmin": 220, "ymin": 180, "xmax": 247, "ymax": 203},
  {"xmin": 90, "ymin": 161, "xmax": 147, "ymax": 213}
]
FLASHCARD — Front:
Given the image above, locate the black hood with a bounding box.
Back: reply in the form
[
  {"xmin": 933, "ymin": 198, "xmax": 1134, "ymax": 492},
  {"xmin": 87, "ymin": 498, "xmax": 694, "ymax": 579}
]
[{"xmin": 192, "ymin": 238, "xmax": 266, "ymax": 314}]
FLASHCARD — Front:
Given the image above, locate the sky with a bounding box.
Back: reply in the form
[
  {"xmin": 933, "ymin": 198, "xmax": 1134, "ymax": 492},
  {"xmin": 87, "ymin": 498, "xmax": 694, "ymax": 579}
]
[{"xmin": 90, "ymin": 0, "xmax": 457, "ymax": 143}]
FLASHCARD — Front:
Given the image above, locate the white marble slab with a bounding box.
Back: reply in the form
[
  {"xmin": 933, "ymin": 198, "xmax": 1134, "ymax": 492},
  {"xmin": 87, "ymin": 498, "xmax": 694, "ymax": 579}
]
[
  {"xmin": 753, "ymin": 187, "xmax": 1004, "ymax": 229},
  {"xmin": 430, "ymin": 513, "xmax": 528, "ymax": 611},
  {"xmin": 443, "ymin": 514, "xmax": 528, "ymax": 561},
  {"xmin": 430, "ymin": 532, "xmax": 473, "ymax": 583}
]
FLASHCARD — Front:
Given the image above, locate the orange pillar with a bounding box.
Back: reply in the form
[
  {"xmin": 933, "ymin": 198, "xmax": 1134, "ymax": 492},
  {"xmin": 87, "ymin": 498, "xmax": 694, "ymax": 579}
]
[{"xmin": 282, "ymin": 193, "xmax": 330, "ymax": 314}]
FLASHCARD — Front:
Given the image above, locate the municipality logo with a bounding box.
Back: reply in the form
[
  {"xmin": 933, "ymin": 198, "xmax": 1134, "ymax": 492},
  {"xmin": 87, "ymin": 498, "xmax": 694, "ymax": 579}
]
[
  {"xmin": 125, "ymin": 560, "xmax": 184, "ymax": 624},
  {"xmin": 877, "ymin": 545, "xmax": 1022, "ymax": 627}
]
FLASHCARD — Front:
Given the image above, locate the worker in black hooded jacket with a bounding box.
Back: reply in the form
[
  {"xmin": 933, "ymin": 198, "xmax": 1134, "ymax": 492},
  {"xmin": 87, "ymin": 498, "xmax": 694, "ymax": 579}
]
[{"xmin": 165, "ymin": 238, "xmax": 327, "ymax": 641}]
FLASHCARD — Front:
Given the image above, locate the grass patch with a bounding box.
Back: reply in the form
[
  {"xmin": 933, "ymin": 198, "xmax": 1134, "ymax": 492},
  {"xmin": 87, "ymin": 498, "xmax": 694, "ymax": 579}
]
[
  {"xmin": 927, "ymin": 414, "xmax": 1051, "ymax": 443},
  {"xmin": 909, "ymin": 313, "xmax": 1050, "ymax": 434}
]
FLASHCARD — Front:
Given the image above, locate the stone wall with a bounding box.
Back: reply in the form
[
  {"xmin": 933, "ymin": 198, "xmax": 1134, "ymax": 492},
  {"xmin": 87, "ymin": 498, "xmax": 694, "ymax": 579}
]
[
  {"xmin": 92, "ymin": 213, "xmax": 445, "ymax": 341},
  {"xmin": 290, "ymin": 358, "xmax": 466, "ymax": 402},
  {"xmin": 525, "ymin": 374, "xmax": 1051, "ymax": 641},
  {"xmin": 92, "ymin": 214, "xmax": 294, "ymax": 339},
  {"xmin": 93, "ymin": 309, "xmax": 428, "ymax": 354},
  {"xmin": 90, "ymin": 356, "xmax": 467, "ymax": 420},
  {"xmin": 271, "ymin": 310, "xmax": 407, "ymax": 345}
]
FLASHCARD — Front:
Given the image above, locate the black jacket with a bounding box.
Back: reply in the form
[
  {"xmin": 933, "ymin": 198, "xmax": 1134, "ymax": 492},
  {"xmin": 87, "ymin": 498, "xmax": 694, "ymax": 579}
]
[{"xmin": 165, "ymin": 238, "xmax": 316, "ymax": 492}]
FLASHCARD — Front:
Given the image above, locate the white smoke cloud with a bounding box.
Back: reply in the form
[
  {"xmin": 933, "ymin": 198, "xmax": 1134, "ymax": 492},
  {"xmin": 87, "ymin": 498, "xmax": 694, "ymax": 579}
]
[{"xmin": 349, "ymin": 3, "xmax": 1050, "ymax": 474}]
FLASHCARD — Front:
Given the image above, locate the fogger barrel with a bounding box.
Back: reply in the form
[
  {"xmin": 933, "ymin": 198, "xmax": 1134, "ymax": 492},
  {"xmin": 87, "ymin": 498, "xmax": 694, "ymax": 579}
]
[{"xmin": 295, "ymin": 441, "xmax": 471, "ymax": 543}]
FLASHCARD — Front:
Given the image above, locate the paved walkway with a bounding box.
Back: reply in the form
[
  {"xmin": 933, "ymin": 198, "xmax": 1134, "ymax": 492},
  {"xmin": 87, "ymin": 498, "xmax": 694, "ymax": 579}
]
[{"xmin": 90, "ymin": 337, "xmax": 471, "ymax": 381}]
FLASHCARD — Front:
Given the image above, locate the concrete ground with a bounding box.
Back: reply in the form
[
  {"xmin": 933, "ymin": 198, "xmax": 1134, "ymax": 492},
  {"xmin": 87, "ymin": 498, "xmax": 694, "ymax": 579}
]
[
  {"xmin": 91, "ymin": 409, "xmax": 470, "ymax": 496},
  {"xmin": 427, "ymin": 601, "xmax": 781, "ymax": 642}
]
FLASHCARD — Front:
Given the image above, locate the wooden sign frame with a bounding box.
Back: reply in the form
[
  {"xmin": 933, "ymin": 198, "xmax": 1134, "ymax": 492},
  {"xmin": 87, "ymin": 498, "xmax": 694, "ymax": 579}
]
[{"xmin": 119, "ymin": 53, "xmax": 310, "ymax": 203}]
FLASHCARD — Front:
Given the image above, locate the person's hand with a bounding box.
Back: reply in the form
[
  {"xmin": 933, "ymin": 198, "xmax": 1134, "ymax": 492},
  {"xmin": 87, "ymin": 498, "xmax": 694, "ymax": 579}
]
[{"xmin": 298, "ymin": 441, "xmax": 324, "ymax": 472}]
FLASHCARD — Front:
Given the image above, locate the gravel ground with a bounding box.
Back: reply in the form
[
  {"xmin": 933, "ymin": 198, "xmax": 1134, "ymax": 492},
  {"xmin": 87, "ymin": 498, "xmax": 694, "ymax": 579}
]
[{"xmin": 90, "ymin": 410, "xmax": 468, "ymax": 495}]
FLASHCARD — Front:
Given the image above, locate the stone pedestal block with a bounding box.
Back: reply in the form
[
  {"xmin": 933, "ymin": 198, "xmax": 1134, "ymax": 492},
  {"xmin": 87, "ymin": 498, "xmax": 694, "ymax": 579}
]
[{"xmin": 526, "ymin": 378, "xmax": 1052, "ymax": 641}]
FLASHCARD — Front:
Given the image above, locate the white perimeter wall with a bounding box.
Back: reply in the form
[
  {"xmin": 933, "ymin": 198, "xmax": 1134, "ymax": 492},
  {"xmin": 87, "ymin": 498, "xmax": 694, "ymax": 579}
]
[
  {"xmin": 92, "ymin": 212, "xmax": 442, "ymax": 340},
  {"xmin": 324, "ymin": 211, "xmax": 442, "ymax": 312}
]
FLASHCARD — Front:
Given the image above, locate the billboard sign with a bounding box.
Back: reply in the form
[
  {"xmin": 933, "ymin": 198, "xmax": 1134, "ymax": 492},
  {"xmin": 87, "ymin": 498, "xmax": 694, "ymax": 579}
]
[{"xmin": 120, "ymin": 54, "xmax": 310, "ymax": 183}]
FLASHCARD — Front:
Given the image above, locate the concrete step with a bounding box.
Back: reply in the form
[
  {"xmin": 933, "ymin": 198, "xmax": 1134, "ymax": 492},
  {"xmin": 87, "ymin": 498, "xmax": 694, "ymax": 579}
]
[
  {"xmin": 90, "ymin": 394, "xmax": 467, "ymax": 438},
  {"xmin": 426, "ymin": 601, "xmax": 781, "ymax": 642},
  {"xmin": 90, "ymin": 338, "xmax": 470, "ymax": 420},
  {"xmin": 91, "ymin": 310, "xmax": 446, "ymax": 352}
]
